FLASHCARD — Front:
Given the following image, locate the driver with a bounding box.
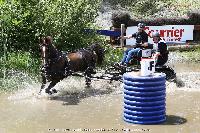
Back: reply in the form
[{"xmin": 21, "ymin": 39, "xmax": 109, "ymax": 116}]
[{"xmin": 119, "ymin": 23, "xmax": 149, "ymax": 66}]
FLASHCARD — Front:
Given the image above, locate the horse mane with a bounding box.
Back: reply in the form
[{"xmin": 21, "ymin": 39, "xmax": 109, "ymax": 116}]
[{"xmin": 87, "ymin": 43, "xmax": 104, "ymax": 65}]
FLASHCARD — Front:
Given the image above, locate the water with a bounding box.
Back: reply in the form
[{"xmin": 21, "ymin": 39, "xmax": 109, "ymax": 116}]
[{"xmin": 0, "ymin": 63, "xmax": 200, "ymax": 133}]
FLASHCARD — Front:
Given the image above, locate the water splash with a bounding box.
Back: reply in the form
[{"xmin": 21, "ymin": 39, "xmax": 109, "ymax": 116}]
[
  {"xmin": 7, "ymin": 74, "xmax": 123, "ymax": 104},
  {"xmin": 0, "ymin": 70, "xmax": 39, "ymax": 91},
  {"xmin": 167, "ymin": 72, "xmax": 200, "ymax": 93},
  {"xmin": 5, "ymin": 70, "xmax": 41, "ymax": 103}
]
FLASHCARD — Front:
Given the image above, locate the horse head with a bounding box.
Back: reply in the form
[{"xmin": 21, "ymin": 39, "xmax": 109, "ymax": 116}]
[
  {"xmin": 39, "ymin": 36, "xmax": 59, "ymax": 67},
  {"xmin": 88, "ymin": 43, "xmax": 105, "ymax": 65}
]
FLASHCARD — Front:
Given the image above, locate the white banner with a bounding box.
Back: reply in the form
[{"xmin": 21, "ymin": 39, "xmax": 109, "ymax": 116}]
[{"xmin": 126, "ymin": 25, "xmax": 194, "ymax": 45}]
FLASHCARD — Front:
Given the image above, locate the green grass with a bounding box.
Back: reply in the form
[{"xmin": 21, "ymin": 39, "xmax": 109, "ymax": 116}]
[
  {"xmin": 178, "ymin": 47, "xmax": 200, "ymax": 62},
  {"xmin": 0, "ymin": 51, "xmax": 40, "ymax": 75}
]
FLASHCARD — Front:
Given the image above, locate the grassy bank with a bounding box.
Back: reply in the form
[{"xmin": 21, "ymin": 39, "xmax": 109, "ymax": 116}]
[
  {"xmin": 177, "ymin": 47, "xmax": 200, "ymax": 62},
  {"xmin": 0, "ymin": 52, "xmax": 40, "ymax": 75}
]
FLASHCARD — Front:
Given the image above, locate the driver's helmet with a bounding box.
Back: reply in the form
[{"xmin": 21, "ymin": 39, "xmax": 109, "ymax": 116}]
[
  {"xmin": 152, "ymin": 32, "xmax": 160, "ymax": 38},
  {"xmin": 137, "ymin": 23, "xmax": 145, "ymax": 29}
]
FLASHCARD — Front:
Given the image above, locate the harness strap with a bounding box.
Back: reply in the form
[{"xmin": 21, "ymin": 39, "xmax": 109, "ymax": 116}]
[{"xmin": 62, "ymin": 52, "xmax": 71, "ymax": 76}]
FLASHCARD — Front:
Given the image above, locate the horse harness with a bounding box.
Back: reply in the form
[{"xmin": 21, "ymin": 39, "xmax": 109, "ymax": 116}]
[
  {"xmin": 42, "ymin": 51, "xmax": 71, "ymax": 79},
  {"xmin": 41, "ymin": 43, "xmax": 100, "ymax": 81}
]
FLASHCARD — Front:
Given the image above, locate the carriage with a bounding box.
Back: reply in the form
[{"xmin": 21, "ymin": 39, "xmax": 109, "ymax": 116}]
[
  {"xmin": 39, "ymin": 36, "xmax": 176, "ymax": 95},
  {"xmin": 92, "ymin": 48, "xmax": 176, "ymax": 82}
]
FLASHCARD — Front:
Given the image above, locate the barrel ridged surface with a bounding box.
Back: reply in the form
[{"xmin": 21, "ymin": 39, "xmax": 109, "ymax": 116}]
[{"xmin": 123, "ymin": 73, "xmax": 166, "ymax": 124}]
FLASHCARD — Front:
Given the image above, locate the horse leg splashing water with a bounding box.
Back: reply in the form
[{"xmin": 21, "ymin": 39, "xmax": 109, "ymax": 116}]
[
  {"xmin": 39, "ymin": 36, "xmax": 65, "ymax": 94},
  {"xmin": 39, "ymin": 36, "xmax": 104, "ymax": 95}
]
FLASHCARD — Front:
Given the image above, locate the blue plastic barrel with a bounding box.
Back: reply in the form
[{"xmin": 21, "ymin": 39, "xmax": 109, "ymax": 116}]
[{"xmin": 123, "ymin": 72, "xmax": 166, "ymax": 124}]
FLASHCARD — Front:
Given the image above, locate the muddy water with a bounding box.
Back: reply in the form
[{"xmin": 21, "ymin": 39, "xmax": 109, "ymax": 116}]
[{"xmin": 0, "ymin": 63, "xmax": 200, "ymax": 133}]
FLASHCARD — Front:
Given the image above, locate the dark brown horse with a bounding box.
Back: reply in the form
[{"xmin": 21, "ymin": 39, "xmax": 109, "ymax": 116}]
[{"xmin": 39, "ymin": 36, "xmax": 104, "ymax": 95}]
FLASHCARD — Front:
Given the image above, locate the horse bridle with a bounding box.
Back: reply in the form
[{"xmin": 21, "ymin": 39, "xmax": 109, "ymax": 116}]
[{"xmin": 41, "ymin": 44, "xmax": 71, "ymax": 78}]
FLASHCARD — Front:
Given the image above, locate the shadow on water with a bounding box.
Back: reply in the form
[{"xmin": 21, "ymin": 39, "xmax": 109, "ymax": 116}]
[
  {"xmin": 162, "ymin": 115, "xmax": 187, "ymax": 125},
  {"xmin": 49, "ymin": 87, "xmax": 115, "ymax": 105}
]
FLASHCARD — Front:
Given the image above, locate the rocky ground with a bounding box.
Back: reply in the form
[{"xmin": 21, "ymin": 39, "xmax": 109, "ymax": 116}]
[{"xmin": 166, "ymin": 52, "xmax": 200, "ymax": 91}]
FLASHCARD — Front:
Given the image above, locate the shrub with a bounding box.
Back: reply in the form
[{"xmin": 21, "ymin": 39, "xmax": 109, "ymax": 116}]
[{"xmin": 0, "ymin": 0, "xmax": 102, "ymax": 55}]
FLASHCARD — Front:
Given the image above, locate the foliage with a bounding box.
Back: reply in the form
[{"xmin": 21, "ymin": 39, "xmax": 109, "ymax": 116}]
[
  {"xmin": 0, "ymin": 52, "xmax": 40, "ymax": 76},
  {"xmin": 103, "ymin": 45, "xmax": 123, "ymax": 66},
  {"xmin": 131, "ymin": 0, "xmax": 163, "ymax": 18},
  {"xmin": 0, "ymin": 0, "xmax": 102, "ymax": 54}
]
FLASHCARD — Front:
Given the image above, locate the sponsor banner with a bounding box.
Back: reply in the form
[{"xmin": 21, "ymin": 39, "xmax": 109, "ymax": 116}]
[{"xmin": 126, "ymin": 25, "xmax": 194, "ymax": 45}]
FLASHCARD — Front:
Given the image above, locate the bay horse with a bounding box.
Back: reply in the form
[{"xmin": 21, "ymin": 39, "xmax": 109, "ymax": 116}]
[{"xmin": 39, "ymin": 36, "xmax": 104, "ymax": 95}]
